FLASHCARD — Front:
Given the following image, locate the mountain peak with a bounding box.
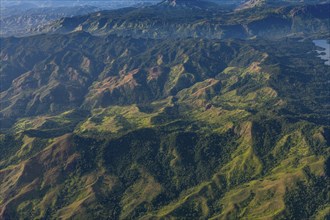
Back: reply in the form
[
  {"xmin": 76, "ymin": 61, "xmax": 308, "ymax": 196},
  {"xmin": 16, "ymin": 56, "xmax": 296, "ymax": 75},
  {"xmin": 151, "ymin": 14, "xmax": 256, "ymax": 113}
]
[
  {"xmin": 163, "ymin": 0, "xmax": 178, "ymax": 7},
  {"xmin": 158, "ymin": 0, "xmax": 219, "ymax": 9}
]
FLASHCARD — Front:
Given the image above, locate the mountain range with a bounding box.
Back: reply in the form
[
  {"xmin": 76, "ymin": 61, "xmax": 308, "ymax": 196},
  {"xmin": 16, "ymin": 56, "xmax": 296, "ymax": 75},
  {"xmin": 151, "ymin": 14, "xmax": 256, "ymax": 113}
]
[
  {"xmin": 36, "ymin": 2, "xmax": 329, "ymax": 40},
  {"xmin": 0, "ymin": 0, "xmax": 329, "ymax": 219}
]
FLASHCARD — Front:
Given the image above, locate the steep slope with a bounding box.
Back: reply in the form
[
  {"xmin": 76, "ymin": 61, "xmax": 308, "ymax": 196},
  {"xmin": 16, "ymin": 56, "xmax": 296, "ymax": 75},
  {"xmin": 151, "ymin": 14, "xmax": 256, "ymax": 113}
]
[{"xmin": 0, "ymin": 33, "xmax": 242, "ymax": 122}]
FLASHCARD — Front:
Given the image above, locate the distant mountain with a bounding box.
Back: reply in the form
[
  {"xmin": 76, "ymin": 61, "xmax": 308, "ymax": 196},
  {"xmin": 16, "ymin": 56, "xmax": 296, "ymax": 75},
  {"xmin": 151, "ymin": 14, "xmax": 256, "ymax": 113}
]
[
  {"xmin": 0, "ymin": 1, "xmax": 164, "ymax": 37},
  {"xmin": 158, "ymin": 0, "xmax": 220, "ymax": 8},
  {"xmin": 0, "ymin": 0, "xmax": 244, "ymax": 8},
  {"xmin": 32, "ymin": 2, "xmax": 329, "ymax": 40},
  {"xmin": 239, "ymin": 0, "xmax": 330, "ymax": 9},
  {"xmin": 4, "ymin": 0, "xmax": 296, "ymax": 37},
  {"xmin": 0, "ymin": 0, "xmax": 160, "ymax": 8},
  {"xmin": 0, "ymin": 6, "xmax": 100, "ymax": 37}
]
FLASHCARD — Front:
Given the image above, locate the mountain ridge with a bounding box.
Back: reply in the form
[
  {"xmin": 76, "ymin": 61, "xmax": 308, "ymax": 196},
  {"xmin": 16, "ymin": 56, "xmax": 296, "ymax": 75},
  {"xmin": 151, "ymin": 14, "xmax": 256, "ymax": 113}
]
[
  {"xmin": 239, "ymin": 0, "xmax": 330, "ymax": 9},
  {"xmin": 31, "ymin": 2, "xmax": 329, "ymax": 40}
]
